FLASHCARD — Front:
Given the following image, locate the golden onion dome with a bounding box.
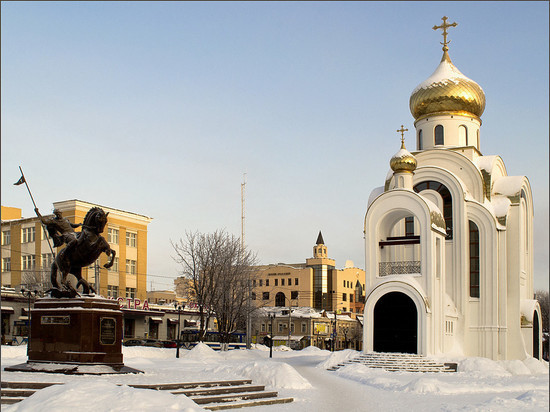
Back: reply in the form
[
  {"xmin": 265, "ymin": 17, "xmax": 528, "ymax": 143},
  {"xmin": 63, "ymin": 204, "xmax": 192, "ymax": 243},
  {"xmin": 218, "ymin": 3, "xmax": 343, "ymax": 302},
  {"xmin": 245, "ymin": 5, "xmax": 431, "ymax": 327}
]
[
  {"xmin": 409, "ymin": 50, "xmax": 486, "ymax": 120},
  {"xmin": 390, "ymin": 140, "xmax": 417, "ymax": 173}
]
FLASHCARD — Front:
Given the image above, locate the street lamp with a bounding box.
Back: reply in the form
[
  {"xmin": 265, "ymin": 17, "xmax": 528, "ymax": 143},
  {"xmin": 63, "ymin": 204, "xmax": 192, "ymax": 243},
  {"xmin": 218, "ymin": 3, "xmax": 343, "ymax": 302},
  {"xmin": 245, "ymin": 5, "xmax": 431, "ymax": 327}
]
[
  {"xmin": 20, "ymin": 288, "xmax": 38, "ymax": 356},
  {"xmin": 268, "ymin": 312, "xmax": 275, "ymax": 358},
  {"xmin": 174, "ymin": 302, "xmax": 182, "ymax": 358}
]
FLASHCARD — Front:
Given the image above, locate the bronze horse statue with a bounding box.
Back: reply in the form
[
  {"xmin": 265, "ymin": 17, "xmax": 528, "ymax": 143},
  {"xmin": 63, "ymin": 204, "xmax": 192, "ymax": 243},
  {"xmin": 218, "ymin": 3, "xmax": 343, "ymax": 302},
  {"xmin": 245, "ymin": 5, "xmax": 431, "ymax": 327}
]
[{"xmin": 49, "ymin": 207, "xmax": 116, "ymax": 298}]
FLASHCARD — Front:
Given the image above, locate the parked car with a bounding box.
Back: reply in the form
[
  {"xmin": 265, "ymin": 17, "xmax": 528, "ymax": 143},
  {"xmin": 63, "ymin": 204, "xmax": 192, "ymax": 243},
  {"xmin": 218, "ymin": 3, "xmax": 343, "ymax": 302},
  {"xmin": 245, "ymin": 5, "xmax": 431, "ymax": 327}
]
[
  {"xmin": 142, "ymin": 339, "xmax": 163, "ymax": 348},
  {"xmin": 162, "ymin": 340, "xmax": 178, "ymax": 348},
  {"xmin": 123, "ymin": 339, "xmax": 144, "ymax": 347}
]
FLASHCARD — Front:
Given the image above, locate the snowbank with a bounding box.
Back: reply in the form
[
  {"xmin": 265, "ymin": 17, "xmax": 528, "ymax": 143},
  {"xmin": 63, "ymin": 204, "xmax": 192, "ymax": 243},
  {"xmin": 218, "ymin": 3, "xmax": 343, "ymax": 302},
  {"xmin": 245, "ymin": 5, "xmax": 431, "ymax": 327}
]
[
  {"xmin": 316, "ymin": 349, "xmax": 360, "ymax": 369},
  {"xmin": 3, "ymin": 380, "xmax": 204, "ymax": 412},
  {"xmin": 211, "ymin": 360, "xmax": 312, "ymax": 389}
]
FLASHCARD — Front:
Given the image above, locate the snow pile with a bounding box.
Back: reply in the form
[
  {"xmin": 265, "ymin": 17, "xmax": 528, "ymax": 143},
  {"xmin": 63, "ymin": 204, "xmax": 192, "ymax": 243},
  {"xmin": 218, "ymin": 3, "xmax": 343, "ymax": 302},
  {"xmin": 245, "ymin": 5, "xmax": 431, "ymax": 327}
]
[
  {"xmin": 211, "ymin": 360, "xmax": 312, "ymax": 389},
  {"xmin": 122, "ymin": 346, "xmax": 176, "ymax": 359},
  {"xmin": 3, "ymin": 380, "xmax": 204, "ymax": 412},
  {"xmin": 316, "ymin": 349, "xmax": 359, "ymax": 369},
  {"xmin": 183, "ymin": 342, "xmax": 220, "ymax": 360}
]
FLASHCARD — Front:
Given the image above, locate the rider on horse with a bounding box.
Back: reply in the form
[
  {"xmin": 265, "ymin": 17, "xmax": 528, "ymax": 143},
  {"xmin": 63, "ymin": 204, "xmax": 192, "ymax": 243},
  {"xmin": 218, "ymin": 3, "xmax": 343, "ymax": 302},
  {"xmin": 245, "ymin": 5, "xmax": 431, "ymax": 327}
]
[{"xmin": 35, "ymin": 207, "xmax": 81, "ymax": 254}]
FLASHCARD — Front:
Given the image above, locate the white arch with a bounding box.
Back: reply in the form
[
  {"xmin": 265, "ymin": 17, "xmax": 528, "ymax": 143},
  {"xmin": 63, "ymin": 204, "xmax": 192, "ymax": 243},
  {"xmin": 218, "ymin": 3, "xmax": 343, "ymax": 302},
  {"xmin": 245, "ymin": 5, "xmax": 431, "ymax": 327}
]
[{"xmin": 364, "ymin": 279, "xmax": 429, "ymax": 355}]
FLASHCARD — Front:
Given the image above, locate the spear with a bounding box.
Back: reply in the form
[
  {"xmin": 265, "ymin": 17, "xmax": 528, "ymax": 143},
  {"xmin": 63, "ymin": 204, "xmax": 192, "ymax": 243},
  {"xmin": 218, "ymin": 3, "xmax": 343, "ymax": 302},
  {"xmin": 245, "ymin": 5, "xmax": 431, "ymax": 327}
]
[{"xmin": 14, "ymin": 166, "xmax": 55, "ymax": 256}]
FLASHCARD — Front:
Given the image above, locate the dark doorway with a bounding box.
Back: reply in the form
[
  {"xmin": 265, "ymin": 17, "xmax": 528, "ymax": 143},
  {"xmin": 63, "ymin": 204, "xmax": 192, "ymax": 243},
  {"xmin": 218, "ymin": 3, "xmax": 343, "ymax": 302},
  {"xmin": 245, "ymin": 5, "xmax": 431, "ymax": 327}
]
[
  {"xmin": 374, "ymin": 292, "xmax": 417, "ymax": 353},
  {"xmin": 275, "ymin": 292, "xmax": 286, "ymax": 307},
  {"xmin": 533, "ymin": 311, "xmax": 540, "ymax": 359}
]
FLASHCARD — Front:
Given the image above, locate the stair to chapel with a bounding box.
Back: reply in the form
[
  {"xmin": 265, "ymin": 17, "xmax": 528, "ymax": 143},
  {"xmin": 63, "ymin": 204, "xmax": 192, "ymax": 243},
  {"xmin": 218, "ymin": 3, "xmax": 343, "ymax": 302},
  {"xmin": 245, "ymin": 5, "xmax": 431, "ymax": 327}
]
[{"xmin": 327, "ymin": 352, "xmax": 457, "ymax": 373}]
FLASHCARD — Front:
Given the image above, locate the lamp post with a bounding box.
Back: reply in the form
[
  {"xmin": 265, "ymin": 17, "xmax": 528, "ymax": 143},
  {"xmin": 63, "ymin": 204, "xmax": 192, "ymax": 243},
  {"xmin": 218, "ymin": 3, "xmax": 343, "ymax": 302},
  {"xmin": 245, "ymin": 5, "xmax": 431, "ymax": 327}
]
[
  {"xmin": 174, "ymin": 302, "xmax": 182, "ymax": 358},
  {"xmin": 20, "ymin": 288, "xmax": 38, "ymax": 356},
  {"xmin": 268, "ymin": 312, "xmax": 275, "ymax": 358}
]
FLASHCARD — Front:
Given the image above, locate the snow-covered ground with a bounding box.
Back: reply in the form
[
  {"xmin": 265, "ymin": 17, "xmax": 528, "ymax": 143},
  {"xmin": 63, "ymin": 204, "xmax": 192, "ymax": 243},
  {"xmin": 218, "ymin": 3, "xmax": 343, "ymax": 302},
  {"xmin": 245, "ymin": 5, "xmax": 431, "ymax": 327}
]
[{"xmin": 1, "ymin": 344, "xmax": 548, "ymax": 412}]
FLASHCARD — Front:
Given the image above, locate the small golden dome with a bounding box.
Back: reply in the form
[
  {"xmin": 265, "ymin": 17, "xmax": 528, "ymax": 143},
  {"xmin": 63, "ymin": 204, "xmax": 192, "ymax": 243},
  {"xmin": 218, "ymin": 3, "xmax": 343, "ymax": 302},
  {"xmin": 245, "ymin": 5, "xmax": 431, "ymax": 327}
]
[
  {"xmin": 409, "ymin": 51, "xmax": 486, "ymax": 120},
  {"xmin": 390, "ymin": 140, "xmax": 417, "ymax": 173}
]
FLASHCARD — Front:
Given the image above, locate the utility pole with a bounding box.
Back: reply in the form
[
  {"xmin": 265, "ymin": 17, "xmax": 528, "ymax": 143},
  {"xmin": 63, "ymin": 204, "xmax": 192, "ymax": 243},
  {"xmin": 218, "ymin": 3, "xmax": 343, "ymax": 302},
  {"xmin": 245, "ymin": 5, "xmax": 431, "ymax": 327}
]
[{"xmin": 241, "ymin": 173, "xmax": 252, "ymax": 349}]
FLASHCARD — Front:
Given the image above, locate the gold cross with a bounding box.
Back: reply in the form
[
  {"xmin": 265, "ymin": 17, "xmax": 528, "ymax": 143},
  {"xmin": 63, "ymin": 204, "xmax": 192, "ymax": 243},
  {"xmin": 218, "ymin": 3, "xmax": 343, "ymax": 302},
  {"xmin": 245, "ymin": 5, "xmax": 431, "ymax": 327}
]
[
  {"xmin": 397, "ymin": 125, "xmax": 408, "ymax": 144},
  {"xmin": 433, "ymin": 16, "xmax": 457, "ymax": 51}
]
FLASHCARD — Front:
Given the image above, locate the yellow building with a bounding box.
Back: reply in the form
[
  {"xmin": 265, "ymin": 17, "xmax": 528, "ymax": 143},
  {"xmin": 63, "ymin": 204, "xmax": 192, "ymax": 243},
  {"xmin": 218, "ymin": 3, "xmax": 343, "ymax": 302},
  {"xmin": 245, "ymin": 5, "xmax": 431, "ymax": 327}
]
[
  {"xmin": 1, "ymin": 200, "xmax": 152, "ymax": 301},
  {"xmin": 252, "ymin": 232, "xmax": 366, "ymax": 314}
]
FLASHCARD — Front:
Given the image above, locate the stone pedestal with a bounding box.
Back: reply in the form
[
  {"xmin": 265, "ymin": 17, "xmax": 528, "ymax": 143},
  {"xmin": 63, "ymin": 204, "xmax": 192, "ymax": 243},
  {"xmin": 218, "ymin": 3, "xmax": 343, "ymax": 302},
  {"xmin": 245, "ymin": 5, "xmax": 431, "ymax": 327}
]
[{"xmin": 5, "ymin": 296, "xmax": 141, "ymax": 374}]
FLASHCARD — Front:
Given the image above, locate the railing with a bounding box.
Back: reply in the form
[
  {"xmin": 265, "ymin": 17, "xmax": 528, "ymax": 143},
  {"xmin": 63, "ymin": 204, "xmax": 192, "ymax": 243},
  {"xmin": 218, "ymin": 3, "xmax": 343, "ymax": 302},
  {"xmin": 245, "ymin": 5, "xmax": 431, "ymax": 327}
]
[{"xmin": 379, "ymin": 261, "xmax": 421, "ymax": 276}]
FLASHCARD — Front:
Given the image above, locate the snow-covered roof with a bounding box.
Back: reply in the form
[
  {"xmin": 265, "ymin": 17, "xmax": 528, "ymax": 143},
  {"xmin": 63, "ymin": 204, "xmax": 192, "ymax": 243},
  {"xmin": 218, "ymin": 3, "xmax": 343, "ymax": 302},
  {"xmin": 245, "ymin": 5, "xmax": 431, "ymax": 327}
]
[
  {"xmin": 367, "ymin": 186, "xmax": 385, "ymax": 209},
  {"xmin": 493, "ymin": 176, "xmax": 526, "ymax": 200}
]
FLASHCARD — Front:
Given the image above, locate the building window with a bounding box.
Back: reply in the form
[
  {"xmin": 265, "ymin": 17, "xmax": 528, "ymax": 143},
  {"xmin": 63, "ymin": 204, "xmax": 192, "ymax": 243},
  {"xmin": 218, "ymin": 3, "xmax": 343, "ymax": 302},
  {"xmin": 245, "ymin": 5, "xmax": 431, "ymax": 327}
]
[
  {"xmin": 342, "ymin": 293, "xmax": 347, "ymax": 302},
  {"xmin": 2, "ymin": 257, "xmax": 11, "ymax": 272},
  {"xmin": 252, "ymin": 279, "xmax": 256, "ymax": 287},
  {"xmin": 41, "ymin": 253, "xmax": 54, "ymax": 268},
  {"xmin": 418, "ymin": 129, "xmax": 423, "ymax": 150},
  {"xmin": 275, "ymin": 292, "xmax": 286, "ymax": 307},
  {"xmin": 469, "ymin": 220, "xmax": 480, "ymax": 298},
  {"xmin": 21, "ymin": 255, "xmax": 36, "ymax": 270},
  {"xmin": 126, "ymin": 232, "xmax": 137, "ymax": 248},
  {"xmin": 251, "ymin": 292, "xmax": 256, "ymax": 300},
  {"xmin": 405, "ymin": 216, "xmax": 414, "ymax": 236},
  {"xmin": 343, "ymin": 280, "xmax": 345, "ymax": 287},
  {"xmin": 1, "ymin": 230, "xmax": 10, "ymax": 246},
  {"xmin": 266, "ymin": 279, "xmax": 269, "ymax": 287},
  {"xmin": 108, "ymin": 285, "xmax": 119, "ymax": 298},
  {"xmin": 108, "ymin": 228, "xmax": 119, "ymax": 244},
  {"xmin": 126, "ymin": 259, "xmax": 136, "ymax": 275},
  {"xmin": 414, "ymin": 180, "xmax": 453, "ymax": 239},
  {"xmin": 261, "ymin": 323, "xmax": 266, "ymax": 332},
  {"xmin": 434, "ymin": 125, "xmax": 444, "ymax": 145},
  {"xmin": 301, "ymin": 322, "xmax": 307, "ymax": 333},
  {"xmin": 262, "ymin": 292, "xmax": 270, "ymax": 300},
  {"xmin": 459, "ymin": 125, "xmax": 468, "ymax": 145},
  {"xmin": 21, "ymin": 227, "xmax": 35, "ymax": 243},
  {"xmin": 291, "ymin": 290, "xmax": 299, "ymax": 300},
  {"xmin": 295, "ymin": 278, "xmax": 298, "ymax": 285},
  {"xmin": 275, "ymin": 279, "xmax": 278, "ymax": 286},
  {"xmin": 281, "ymin": 278, "xmax": 285, "ymax": 286},
  {"xmin": 350, "ymin": 294, "xmax": 354, "ymax": 303},
  {"xmin": 278, "ymin": 323, "xmax": 285, "ymax": 333},
  {"xmin": 259, "ymin": 279, "xmax": 263, "ymax": 287},
  {"xmin": 125, "ymin": 287, "xmax": 136, "ymax": 299},
  {"xmin": 109, "ymin": 257, "xmax": 119, "ymax": 272}
]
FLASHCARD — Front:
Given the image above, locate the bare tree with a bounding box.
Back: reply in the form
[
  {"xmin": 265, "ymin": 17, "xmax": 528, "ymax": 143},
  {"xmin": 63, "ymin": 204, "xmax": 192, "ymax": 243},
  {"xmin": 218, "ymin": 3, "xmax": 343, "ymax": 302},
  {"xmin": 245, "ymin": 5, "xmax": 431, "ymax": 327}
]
[
  {"xmin": 21, "ymin": 269, "xmax": 48, "ymax": 294},
  {"xmin": 535, "ymin": 290, "xmax": 549, "ymax": 333},
  {"xmin": 172, "ymin": 230, "xmax": 257, "ymax": 345}
]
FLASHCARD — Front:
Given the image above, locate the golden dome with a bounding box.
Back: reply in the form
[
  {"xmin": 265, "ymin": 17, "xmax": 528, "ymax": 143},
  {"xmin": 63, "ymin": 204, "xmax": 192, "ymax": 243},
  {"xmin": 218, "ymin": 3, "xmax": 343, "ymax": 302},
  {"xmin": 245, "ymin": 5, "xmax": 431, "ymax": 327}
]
[
  {"xmin": 409, "ymin": 51, "xmax": 486, "ymax": 120},
  {"xmin": 390, "ymin": 140, "xmax": 417, "ymax": 173}
]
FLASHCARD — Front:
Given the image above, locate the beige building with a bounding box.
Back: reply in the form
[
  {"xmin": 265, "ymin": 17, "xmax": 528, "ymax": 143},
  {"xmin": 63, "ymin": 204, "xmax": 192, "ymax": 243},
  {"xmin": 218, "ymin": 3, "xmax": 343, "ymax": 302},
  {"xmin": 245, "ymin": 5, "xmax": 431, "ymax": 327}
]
[
  {"xmin": 252, "ymin": 232, "xmax": 365, "ymax": 314},
  {"xmin": 251, "ymin": 306, "xmax": 363, "ymax": 351},
  {"xmin": 1, "ymin": 200, "xmax": 152, "ymax": 301}
]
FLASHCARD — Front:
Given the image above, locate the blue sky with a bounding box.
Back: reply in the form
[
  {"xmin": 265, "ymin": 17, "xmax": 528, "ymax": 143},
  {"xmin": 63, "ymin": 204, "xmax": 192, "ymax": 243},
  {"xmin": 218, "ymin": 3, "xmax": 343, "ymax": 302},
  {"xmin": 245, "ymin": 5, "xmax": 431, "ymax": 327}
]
[{"xmin": 2, "ymin": 1, "xmax": 548, "ymax": 290}]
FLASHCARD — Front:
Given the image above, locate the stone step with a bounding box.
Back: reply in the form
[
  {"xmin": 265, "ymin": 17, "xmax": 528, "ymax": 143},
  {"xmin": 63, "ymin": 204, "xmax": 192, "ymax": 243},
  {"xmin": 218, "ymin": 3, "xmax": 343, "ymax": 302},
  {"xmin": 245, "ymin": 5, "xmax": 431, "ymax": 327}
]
[
  {"xmin": 1, "ymin": 381, "xmax": 62, "ymax": 389},
  {"xmin": 1, "ymin": 397, "xmax": 26, "ymax": 405},
  {"xmin": 129, "ymin": 380, "xmax": 252, "ymax": 391},
  {"xmin": 191, "ymin": 390, "xmax": 279, "ymax": 405},
  {"xmin": 329, "ymin": 352, "xmax": 457, "ymax": 373},
  {"xmin": 1, "ymin": 389, "xmax": 36, "ymax": 397},
  {"xmin": 173, "ymin": 385, "xmax": 265, "ymax": 396},
  {"xmin": 205, "ymin": 397, "xmax": 294, "ymax": 411}
]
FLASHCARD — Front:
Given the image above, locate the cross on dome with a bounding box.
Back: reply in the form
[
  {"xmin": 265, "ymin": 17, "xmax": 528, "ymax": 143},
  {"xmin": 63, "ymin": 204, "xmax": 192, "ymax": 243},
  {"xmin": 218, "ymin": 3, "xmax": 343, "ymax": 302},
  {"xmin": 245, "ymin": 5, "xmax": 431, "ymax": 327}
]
[
  {"xmin": 433, "ymin": 16, "xmax": 457, "ymax": 52},
  {"xmin": 396, "ymin": 125, "xmax": 408, "ymax": 147}
]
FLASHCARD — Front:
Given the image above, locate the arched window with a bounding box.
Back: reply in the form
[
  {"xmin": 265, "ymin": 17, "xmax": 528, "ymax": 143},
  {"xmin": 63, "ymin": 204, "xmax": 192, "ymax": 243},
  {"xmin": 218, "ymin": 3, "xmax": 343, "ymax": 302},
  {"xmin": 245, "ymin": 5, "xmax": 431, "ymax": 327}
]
[
  {"xmin": 418, "ymin": 129, "xmax": 423, "ymax": 150},
  {"xmin": 275, "ymin": 292, "xmax": 286, "ymax": 307},
  {"xmin": 435, "ymin": 125, "xmax": 444, "ymax": 145},
  {"xmin": 414, "ymin": 181, "xmax": 453, "ymax": 239},
  {"xmin": 477, "ymin": 130, "xmax": 480, "ymax": 149},
  {"xmin": 459, "ymin": 125, "xmax": 468, "ymax": 146},
  {"xmin": 469, "ymin": 220, "xmax": 480, "ymax": 298}
]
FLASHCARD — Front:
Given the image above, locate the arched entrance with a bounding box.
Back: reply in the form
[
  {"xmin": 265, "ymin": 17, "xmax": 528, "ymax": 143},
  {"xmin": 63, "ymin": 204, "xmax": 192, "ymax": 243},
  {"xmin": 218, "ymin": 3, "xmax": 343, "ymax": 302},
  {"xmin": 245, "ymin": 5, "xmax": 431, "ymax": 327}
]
[
  {"xmin": 373, "ymin": 292, "xmax": 417, "ymax": 353},
  {"xmin": 275, "ymin": 292, "xmax": 286, "ymax": 307},
  {"xmin": 533, "ymin": 311, "xmax": 540, "ymax": 359}
]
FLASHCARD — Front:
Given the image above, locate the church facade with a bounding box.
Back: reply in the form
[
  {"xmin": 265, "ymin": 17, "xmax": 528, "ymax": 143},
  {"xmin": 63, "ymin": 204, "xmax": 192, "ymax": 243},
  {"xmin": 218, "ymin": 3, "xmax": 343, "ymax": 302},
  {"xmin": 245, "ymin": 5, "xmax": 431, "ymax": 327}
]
[{"xmin": 363, "ymin": 18, "xmax": 542, "ymax": 361}]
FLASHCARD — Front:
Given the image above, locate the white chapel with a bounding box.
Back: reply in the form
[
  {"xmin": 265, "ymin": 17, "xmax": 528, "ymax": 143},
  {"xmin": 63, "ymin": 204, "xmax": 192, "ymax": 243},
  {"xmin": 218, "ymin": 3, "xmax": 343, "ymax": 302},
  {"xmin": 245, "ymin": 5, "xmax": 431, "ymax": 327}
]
[{"xmin": 363, "ymin": 17, "xmax": 542, "ymax": 361}]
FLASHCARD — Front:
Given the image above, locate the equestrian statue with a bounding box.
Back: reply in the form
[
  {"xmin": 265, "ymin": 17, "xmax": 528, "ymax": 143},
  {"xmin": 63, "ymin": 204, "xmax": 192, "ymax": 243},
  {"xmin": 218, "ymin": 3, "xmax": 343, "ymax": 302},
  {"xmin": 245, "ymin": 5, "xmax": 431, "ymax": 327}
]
[{"xmin": 36, "ymin": 206, "xmax": 116, "ymax": 298}]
